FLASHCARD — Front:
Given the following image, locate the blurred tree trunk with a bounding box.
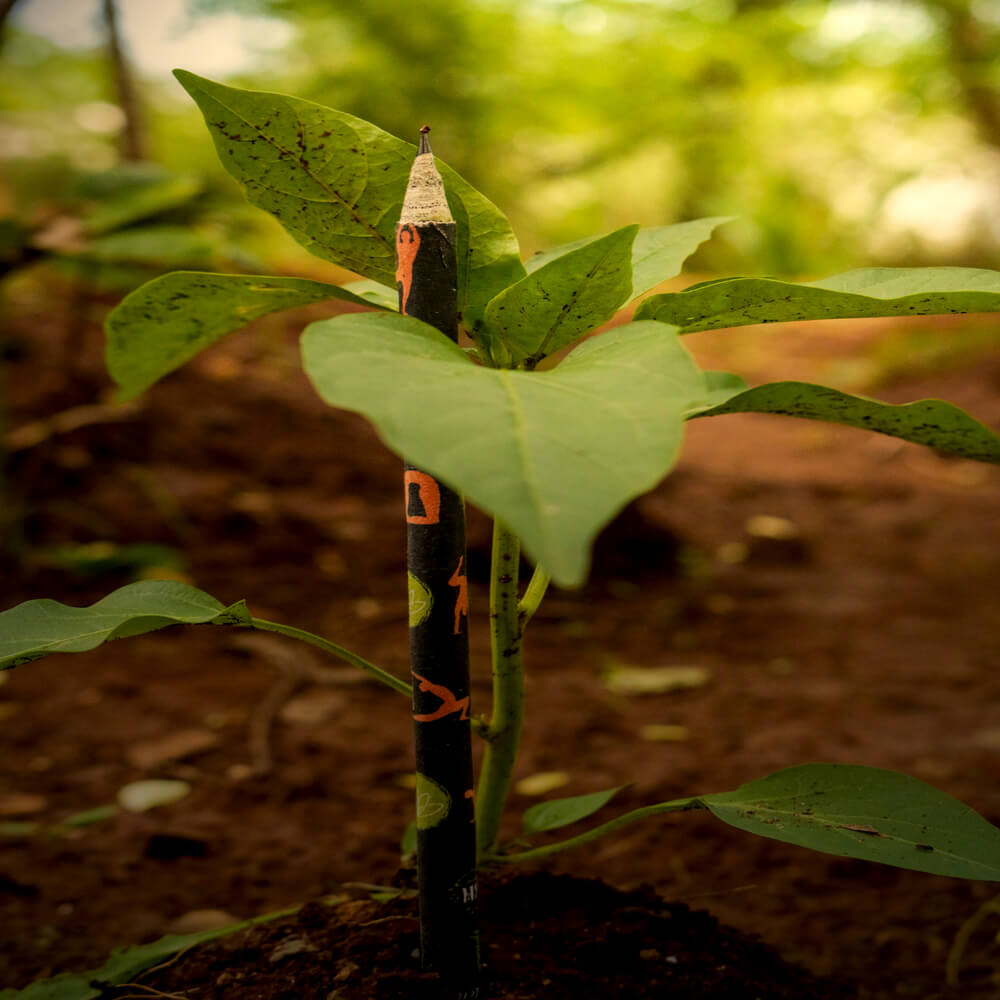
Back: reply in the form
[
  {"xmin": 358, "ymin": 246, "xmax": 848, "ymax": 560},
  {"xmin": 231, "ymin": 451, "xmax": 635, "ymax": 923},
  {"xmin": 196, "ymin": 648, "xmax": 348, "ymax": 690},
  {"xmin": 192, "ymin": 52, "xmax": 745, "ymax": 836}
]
[
  {"xmin": 103, "ymin": 0, "xmax": 148, "ymax": 161},
  {"xmin": 930, "ymin": 0, "xmax": 1000, "ymax": 149},
  {"xmin": 0, "ymin": 0, "xmax": 23, "ymax": 49}
]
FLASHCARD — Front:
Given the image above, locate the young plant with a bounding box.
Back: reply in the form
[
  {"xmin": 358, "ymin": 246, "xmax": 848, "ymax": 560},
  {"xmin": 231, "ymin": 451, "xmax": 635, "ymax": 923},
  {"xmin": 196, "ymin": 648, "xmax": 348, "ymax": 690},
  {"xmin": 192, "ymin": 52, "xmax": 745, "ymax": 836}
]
[{"xmin": 5, "ymin": 72, "xmax": 1000, "ymax": 995}]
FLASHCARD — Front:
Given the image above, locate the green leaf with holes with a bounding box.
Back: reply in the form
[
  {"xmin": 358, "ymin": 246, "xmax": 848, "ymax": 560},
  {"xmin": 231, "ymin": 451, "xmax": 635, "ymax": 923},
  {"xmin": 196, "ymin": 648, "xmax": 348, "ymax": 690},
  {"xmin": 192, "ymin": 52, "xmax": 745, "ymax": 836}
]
[
  {"xmin": 483, "ymin": 225, "xmax": 638, "ymax": 366},
  {"xmin": 302, "ymin": 313, "xmax": 711, "ymax": 586},
  {"xmin": 174, "ymin": 70, "xmax": 523, "ymax": 330},
  {"xmin": 634, "ymin": 267, "xmax": 1000, "ymax": 333},
  {"xmin": 690, "ymin": 377, "xmax": 1000, "ymax": 465},
  {"xmin": 105, "ymin": 271, "xmax": 371, "ymax": 398},
  {"xmin": 702, "ymin": 764, "xmax": 1000, "ymax": 880},
  {"xmin": 0, "ymin": 581, "xmax": 249, "ymax": 670}
]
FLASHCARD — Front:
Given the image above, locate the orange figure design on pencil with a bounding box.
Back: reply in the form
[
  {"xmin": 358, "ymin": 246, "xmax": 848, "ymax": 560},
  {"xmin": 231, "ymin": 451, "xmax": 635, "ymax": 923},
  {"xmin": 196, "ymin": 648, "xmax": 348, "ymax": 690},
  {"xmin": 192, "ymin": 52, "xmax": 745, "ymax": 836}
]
[
  {"xmin": 449, "ymin": 555, "xmax": 468, "ymax": 635},
  {"xmin": 412, "ymin": 671, "xmax": 470, "ymax": 722},
  {"xmin": 396, "ymin": 224, "xmax": 420, "ymax": 314},
  {"xmin": 405, "ymin": 469, "xmax": 441, "ymax": 524}
]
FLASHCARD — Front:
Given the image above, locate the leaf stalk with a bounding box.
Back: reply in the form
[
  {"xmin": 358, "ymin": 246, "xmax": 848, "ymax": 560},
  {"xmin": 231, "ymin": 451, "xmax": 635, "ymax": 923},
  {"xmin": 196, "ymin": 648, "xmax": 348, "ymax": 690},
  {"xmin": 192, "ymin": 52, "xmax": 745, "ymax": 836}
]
[
  {"xmin": 494, "ymin": 796, "xmax": 705, "ymax": 864},
  {"xmin": 248, "ymin": 617, "xmax": 411, "ymax": 696}
]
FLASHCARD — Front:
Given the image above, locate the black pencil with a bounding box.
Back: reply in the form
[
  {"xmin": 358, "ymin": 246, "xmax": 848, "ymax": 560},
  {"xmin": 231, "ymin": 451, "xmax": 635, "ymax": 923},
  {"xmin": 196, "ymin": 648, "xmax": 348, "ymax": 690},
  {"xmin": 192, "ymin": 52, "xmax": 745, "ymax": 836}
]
[{"xmin": 397, "ymin": 126, "xmax": 480, "ymax": 998}]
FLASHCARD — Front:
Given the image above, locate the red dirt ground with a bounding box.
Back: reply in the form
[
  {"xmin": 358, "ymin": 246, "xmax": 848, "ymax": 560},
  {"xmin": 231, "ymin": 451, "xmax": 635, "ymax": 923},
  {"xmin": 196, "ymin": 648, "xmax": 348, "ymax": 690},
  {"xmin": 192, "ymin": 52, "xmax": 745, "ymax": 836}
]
[{"xmin": 2, "ymin": 284, "xmax": 1000, "ymax": 998}]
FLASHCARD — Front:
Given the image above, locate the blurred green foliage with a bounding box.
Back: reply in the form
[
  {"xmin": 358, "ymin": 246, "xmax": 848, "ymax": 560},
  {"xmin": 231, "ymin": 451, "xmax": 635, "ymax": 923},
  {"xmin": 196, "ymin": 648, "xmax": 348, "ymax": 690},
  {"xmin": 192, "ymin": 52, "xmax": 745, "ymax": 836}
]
[{"xmin": 2, "ymin": 0, "xmax": 999, "ymax": 277}]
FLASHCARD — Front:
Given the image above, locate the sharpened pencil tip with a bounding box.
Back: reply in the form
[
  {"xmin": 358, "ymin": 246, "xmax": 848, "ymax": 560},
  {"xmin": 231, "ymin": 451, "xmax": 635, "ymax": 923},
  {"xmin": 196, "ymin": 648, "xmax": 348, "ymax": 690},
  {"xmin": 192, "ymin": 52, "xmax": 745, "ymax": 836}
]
[{"xmin": 419, "ymin": 126, "xmax": 431, "ymax": 155}]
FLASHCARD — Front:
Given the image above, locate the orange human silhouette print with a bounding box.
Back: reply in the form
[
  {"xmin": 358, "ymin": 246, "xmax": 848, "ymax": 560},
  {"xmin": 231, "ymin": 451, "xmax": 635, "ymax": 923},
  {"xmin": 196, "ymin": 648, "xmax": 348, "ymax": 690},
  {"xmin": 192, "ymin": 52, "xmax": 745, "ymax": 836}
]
[
  {"xmin": 412, "ymin": 671, "xmax": 470, "ymax": 722},
  {"xmin": 396, "ymin": 224, "xmax": 420, "ymax": 313},
  {"xmin": 405, "ymin": 470, "xmax": 441, "ymax": 524},
  {"xmin": 449, "ymin": 556, "xmax": 468, "ymax": 635}
]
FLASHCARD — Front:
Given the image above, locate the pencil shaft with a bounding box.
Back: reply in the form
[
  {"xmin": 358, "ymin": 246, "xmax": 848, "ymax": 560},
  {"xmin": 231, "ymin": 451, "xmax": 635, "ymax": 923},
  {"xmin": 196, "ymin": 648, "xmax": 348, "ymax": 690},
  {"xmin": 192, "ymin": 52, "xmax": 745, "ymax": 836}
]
[{"xmin": 397, "ymin": 138, "xmax": 480, "ymax": 996}]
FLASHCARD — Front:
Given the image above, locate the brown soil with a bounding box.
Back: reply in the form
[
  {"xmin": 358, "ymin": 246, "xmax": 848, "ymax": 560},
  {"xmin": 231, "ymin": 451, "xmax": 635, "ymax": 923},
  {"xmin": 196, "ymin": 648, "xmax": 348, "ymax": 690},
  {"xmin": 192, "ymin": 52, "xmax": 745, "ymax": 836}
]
[
  {"xmin": 132, "ymin": 871, "xmax": 854, "ymax": 999},
  {"xmin": 3, "ymin": 284, "xmax": 1000, "ymax": 999}
]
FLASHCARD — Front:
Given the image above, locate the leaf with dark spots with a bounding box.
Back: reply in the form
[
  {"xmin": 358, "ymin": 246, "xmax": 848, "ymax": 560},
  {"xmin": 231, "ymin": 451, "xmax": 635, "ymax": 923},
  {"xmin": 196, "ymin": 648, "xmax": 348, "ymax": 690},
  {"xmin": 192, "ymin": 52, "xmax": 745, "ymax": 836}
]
[
  {"xmin": 173, "ymin": 70, "xmax": 523, "ymax": 329},
  {"xmin": 482, "ymin": 225, "xmax": 638, "ymax": 365},
  {"xmin": 106, "ymin": 271, "xmax": 385, "ymax": 398},
  {"xmin": 635, "ymin": 266, "xmax": 1000, "ymax": 332},
  {"xmin": 689, "ymin": 378, "xmax": 1000, "ymax": 465},
  {"xmin": 701, "ymin": 764, "xmax": 1000, "ymax": 880}
]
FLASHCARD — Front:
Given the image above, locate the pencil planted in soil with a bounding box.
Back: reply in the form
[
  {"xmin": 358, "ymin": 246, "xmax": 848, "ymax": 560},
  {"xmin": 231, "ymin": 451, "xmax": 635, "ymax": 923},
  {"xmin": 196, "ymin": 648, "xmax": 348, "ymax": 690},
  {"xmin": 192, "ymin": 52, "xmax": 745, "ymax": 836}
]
[{"xmin": 397, "ymin": 126, "xmax": 480, "ymax": 998}]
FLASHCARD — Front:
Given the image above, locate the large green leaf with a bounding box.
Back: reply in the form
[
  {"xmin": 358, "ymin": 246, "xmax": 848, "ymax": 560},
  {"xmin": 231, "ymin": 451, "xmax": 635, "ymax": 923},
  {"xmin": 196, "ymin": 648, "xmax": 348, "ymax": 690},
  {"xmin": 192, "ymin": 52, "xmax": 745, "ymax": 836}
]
[
  {"xmin": 106, "ymin": 271, "xmax": 372, "ymax": 398},
  {"xmin": 635, "ymin": 267, "xmax": 1000, "ymax": 332},
  {"xmin": 173, "ymin": 70, "xmax": 523, "ymax": 330},
  {"xmin": 483, "ymin": 225, "xmax": 638, "ymax": 366},
  {"xmin": 690, "ymin": 377, "xmax": 1000, "ymax": 464},
  {"xmin": 0, "ymin": 581, "xmax": 249, "ymax": 670},
  {"xmin": 301, "ymin": 314, "xmax": 709, "ymax": 586},
  {"xmin": 702, "ymin": 764, "xmax": 1000, "ymax": 881}
]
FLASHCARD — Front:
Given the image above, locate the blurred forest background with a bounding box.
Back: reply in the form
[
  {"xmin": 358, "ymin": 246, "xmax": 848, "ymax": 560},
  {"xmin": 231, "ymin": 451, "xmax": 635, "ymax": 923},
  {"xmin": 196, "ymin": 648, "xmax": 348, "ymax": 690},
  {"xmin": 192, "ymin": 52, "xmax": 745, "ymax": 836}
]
[{"xmin": 1, "ymin": 0, "xmax": 999, "ymax": 291}]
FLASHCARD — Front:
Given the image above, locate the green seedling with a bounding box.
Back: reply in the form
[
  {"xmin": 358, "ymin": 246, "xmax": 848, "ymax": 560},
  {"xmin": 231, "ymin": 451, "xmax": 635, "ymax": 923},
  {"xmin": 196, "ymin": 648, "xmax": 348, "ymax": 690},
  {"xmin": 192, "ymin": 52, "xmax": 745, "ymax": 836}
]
[{"xmin": 5, "ymin": 71, "xmax": 1000, "ymax": 997}]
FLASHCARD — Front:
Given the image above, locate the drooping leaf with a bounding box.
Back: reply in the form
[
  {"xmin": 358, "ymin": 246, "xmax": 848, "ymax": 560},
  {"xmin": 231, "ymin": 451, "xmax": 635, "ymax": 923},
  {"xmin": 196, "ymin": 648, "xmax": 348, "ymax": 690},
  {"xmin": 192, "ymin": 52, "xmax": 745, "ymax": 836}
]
[
  {"xmin": 0, "ymin": 581, "xmax": 249, "ymax": 671},
  {"xmin": 690, "ymin": 379, "xmax": 1000, "ymax": 465},
  {"xmin": 635, "ymin": 267, "xmax": 1000, "ymax": 333},
  {"xmin": 702, "ymin": 764, "xmax": 1000, "ymax": 881},
  {"xmin": 0, "ymin": 908, "xmax": 295, "ymax": 1000},
  {"xmin": 106, "ymin": 271, "xmax": 372, "ymax": 398},
  {"xmin": 0, "ymin": 975, "xmax": 101, "ymax": 1000},
  {"xmin": 522, "ymin": 786, "xmax": 625, "ymax": 835},
  {"xmin": 301, "ymin": 314, "xmax": 710, "ymax": 586},
  {"xmin": 483, "ymin": 225, "xmax": 638, "ymax": 366},
  {"xmin": 173, "ymin": 70, "xmax": 524, "ymax": 329}
]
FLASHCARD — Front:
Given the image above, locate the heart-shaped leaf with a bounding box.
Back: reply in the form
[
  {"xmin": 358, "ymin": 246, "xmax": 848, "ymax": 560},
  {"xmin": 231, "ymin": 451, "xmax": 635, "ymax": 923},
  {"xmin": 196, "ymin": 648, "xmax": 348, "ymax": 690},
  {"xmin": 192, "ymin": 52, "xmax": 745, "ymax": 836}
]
[
  {"xmin": 691, "ymin": 377, "xmax": 1000, "ymax": 465},
  {"xmin": 106, "ymin": 271, "xmax": 373, "ymax": 399},
  {"xmin": 174, "ymin": 70, "xmax": 524, "ymax": 330},
  {"xmin": 301, "ymin": 314, "xmax": 710, "ymax": 586},
  {"xmin": 702, "ymin": 764, "xmax": 1000, "ymax": 881},
  {"xmin": 522, "ymin": 786, "xmax": 625, "ymax": 835},
  {"xmin": 483, "ymin": 225, "xmax": 638, "ymax": 366},
  {"xmin": 635, "ymin": 267, "xmax": 1000, "ymax": 333},
  {"xmin": 0, "ymin": 581, "xmax": 248, "ymax": 670}
]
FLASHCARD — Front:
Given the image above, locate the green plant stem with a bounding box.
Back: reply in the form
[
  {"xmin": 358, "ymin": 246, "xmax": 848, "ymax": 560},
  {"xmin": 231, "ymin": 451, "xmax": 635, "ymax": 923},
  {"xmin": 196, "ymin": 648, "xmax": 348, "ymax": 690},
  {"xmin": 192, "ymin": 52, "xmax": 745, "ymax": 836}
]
[
  {"xmin": 475, "ymin": 518, "xmax": 524, "ymax": 857},
  {"xmin": 249, "ymin": 617, "xmax": 411, "ymax": 696},
  {"xmin": 495, "ymin": 797, "xmax": 705, "ymax": 864},
  {"xmin": 517, "ymin": 564, "xmax": 550, "ymax": 628}
]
